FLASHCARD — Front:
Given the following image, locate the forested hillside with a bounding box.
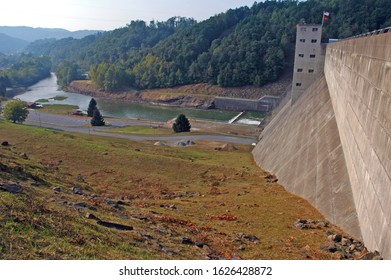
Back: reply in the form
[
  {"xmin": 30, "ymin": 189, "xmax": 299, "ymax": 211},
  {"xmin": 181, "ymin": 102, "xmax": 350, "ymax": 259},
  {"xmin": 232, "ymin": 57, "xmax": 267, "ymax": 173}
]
[
  {"xmin": 25, "ymin": 0, "xmax": 391, "ymax": 91},
  {"xmin": 0, "ymin": 33, "xmax": 29, "ymax": 54},
  {"xmin": 0, "ymin": 54, "xmax": 51, "ymax": 92}
]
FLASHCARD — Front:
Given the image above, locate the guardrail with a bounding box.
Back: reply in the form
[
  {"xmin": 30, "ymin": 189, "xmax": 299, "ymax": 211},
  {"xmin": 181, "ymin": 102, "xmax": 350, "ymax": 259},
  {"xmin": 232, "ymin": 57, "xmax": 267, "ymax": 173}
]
[{"xmin": 342, "ymin": 26, "xmax": 391, "ymax": 41}]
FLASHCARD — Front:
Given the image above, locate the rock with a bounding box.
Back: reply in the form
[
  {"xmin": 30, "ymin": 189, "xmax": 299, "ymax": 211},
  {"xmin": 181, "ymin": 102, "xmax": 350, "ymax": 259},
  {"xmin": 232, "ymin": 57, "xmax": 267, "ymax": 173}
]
[
  {"xmin": 53, "ymin": 187, "xmax": 62, "ymax": 192},
  {"xmin": 106, "ymin": 200, "xmax": 125, "ymax": 210},
  {"xmin": 154, "ymin": 141, "xmax": 166, "ymax": 146},
  {"xmin": 321, "ymin": 244, "xmax": 337, "ymax": 253},
  {"xmin": 360, "ymin": 251, "xmax": 383, "ymax": 260},
  {"xmin": 57, "ymin": 200, "xmax": 68, "ymax": 205},
  {"xmin": 181, "ymin": 237, "xmax": 195, "ymax": 245},
  {"xmin": 218, "ymin": 144, "xmax": 238, "ymax": 151},
  {"xmin": 86, "ymin": 213, "xmax": 101, "ymax": 221},
  {"xmin": 71, "ymin": 202, "xmax": 88, "ymax": 208},
  {"xmin": 158, "ymin": 243, "xmax": 176, "ymax": 255},
  {"xmin": 175, "ymin": 141, "xmax": 187, "ymax": 147},
  {"xmin": 243, "ymin": 234, "xmax": 260, "ymax": 243},
  {"xmin": 97, "ymin": 220, "xmax": 133, "ymax": 231},
  {"xmin": 0, "ymin": 182, "xmax": 23, "ymax": 194},
  {"xmin": 332, "ymin": 234, "xmax": 342, "ymax": 243},
  {"xmin": 1, "ymin": 141, "xmax": 9, "ymax": 146},
  {"xmin": 72, "ymin": 187, "xmax": 83, "ymax": 195},
  {"xmin": 71, "ymin": 202, "xmax": 97, "ymax": 211},
  {"xmin": 341, "ymin": 237, "xmax": 350, "ymax": 246},
  {"xmin": 264, "ymin": 174, "xmax": 278, "ymax": 183},
  {"xmin": 195, "ymin": 242, "xmax": 209, "ymax": 249},
  {"xmin": 20, "ymin": 153, "xmax": 28, "ymax": 159}
]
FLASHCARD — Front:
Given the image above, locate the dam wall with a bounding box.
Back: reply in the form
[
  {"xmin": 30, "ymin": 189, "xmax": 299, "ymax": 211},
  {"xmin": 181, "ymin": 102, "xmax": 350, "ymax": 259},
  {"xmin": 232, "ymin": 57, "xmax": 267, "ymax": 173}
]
[
  {"xmin": 324, "ymin": 33, "xmax": 391, "ymax": 258},
  {"xmin": 252, "ymin": 76, "xmax": 361, "ymax": 238},
  {"xmin": 253, "ymin": 32, "xmax": 390, "ymax": 258}
]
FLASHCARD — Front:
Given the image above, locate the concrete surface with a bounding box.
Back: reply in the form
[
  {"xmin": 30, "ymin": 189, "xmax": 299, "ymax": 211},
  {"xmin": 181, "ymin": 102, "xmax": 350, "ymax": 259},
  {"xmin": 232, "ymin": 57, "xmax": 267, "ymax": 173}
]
[
  {"xmin": 325, "ymin": 32, "xmax": 391, "ymax": 258},
  {"xmin": 253, "ymin": 31, "xmax": 391, "ymax": 259}
]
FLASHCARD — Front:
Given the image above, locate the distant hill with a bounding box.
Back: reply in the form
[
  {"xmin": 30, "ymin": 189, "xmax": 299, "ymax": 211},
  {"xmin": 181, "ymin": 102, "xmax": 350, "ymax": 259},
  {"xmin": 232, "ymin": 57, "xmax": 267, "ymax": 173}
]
[
  {"xmin": 25, "ymin": 0, "xmax": 391, "ymax": 90},
  {"xmin": 0, "ymin": 26, "xmax": 101, "ymax": 42},
  {"xmin": 0, "ymin": 33, "xmax": 29, "ymax": 54}
]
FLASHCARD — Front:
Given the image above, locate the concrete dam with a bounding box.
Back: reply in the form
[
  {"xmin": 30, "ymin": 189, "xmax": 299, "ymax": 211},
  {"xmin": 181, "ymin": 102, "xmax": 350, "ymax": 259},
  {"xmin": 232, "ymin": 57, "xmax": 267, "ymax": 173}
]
[{"xmin": 252, "ymin": 30, "xmax": 391, "ymax": 258}]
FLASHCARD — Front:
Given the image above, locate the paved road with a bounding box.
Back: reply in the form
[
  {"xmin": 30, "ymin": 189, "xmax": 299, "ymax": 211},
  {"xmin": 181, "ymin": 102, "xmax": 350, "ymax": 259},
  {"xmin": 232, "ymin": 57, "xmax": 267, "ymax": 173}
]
[{"xmin": 21, "ymin": 110, "xmax": 257, "ymax": 145}]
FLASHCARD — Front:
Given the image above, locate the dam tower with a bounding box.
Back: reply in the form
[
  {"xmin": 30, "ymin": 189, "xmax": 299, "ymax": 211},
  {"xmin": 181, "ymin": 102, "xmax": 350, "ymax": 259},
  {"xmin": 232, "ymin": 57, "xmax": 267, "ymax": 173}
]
[{"xmin": 291, "ymin": 23, "xmax": 325, "ymax": 103}]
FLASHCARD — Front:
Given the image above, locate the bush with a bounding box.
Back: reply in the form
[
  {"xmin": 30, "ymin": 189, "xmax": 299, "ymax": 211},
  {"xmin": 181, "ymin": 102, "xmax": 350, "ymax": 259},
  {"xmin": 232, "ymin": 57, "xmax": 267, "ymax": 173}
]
[
  {"xmin": 3, "ymin": 100, "xmax": 29, "ymax": 123},
  {"xmin": 172, "ymin": 114, "xmax": 191, "ymax": 133}
]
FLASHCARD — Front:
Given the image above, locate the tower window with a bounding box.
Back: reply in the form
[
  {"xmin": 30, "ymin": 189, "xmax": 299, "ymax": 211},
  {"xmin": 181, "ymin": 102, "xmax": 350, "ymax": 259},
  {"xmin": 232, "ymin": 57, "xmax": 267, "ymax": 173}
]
[
  {"xmin": 301, "ymin": 27, "xmax": 307, "ymax": 32},
  {"xmin": 312, "ymin": 27, "xmax": 319, "ymax": 32},
  {"xmin": 308, "ymin": 69, "xmax": 314, "ymax": 73},
  {"xmin": 300, "ymin": 39, "xmax": 306, "ymax": 43},
  {"xmin": 311, "ymin": 39, "xmax": 318, "ymax": 43},
  {"xmin": 310, "ymin": 54, "xmax": 316, "ymax": 58},
  {"xmin": 296, "ymin": 83, "xmax": 302, "ymax": 87},
  {"xmin": 297, "ymin": 68, "xmax": 303, "ymax": 72},
  {"xmin": 298, "ymin": 54, "xmax": 304, "ymax": 58}
]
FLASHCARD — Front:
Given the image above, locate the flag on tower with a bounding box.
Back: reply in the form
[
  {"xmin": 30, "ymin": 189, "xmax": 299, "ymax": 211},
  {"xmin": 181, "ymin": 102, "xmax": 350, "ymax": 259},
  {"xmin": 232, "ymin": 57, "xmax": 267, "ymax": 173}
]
[{"xmin": 323, "ymin": 11, "xmax": 330, "ymax": 21}]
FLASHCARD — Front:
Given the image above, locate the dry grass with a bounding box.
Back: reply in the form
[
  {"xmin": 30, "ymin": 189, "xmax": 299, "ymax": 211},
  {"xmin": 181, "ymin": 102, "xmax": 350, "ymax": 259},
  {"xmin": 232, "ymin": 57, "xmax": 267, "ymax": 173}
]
[{"xmin": 0, "ymin": 121, "xmax": 349, "ymax": 260}]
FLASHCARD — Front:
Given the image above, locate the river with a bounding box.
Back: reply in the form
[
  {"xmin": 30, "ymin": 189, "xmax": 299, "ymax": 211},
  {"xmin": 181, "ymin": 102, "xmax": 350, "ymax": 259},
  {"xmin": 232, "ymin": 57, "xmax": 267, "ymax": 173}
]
[{"xmin": 16, "ymin": 74, "xmax": 264, "ymax": 125}]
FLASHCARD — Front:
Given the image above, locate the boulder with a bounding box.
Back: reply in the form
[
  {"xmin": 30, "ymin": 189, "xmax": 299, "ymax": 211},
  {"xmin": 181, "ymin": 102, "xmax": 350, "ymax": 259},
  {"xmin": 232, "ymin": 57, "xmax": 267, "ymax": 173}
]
[
  {"xmin": 97, "ymin": 220, "xmax": 133, "ymax": 231},
  {"xmin": 181, "ymin": 237, "xmax": 195, "ymax": 245},
  {"xmin": 0, "ymin": 182, "xmax": 23, "ymax": 194},
  {"xmin": 72, "ymin": 187, "xmax": 83, "ymax": 195},
  {"xmin": 1, "ymin": 141, "xmax": 9, "ymax": 146}
]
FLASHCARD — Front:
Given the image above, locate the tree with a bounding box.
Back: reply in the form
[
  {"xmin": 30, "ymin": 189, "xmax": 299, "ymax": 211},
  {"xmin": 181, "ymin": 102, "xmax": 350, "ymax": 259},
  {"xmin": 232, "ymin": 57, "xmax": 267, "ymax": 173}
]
[
  {"xmin": 90, "ymin": 108, "xmax": 105, "ymax": 126},
  {"xmin": 3, "ymin": 100, "xmax": 29, "ymax": 123},
  {"xmin": 87, "ymin": 98, "xmax": 97, "ymax": 117},
  {"xmin": 172, "ymin": 114, "xmax": 191, "ymax": 133},
  {"xmin": 0, "ymin": 75, "xmax": 11, "ymax": 97}
]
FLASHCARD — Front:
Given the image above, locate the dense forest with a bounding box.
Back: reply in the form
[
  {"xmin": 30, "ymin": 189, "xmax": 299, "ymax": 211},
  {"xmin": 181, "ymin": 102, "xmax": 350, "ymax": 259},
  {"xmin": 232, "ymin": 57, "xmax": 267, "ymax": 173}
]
[
  {"xmin": 0, "ymin": 54, "xmax": 51, "ymax": 94},
  {"xmin": 25, "ymin": 0, "xmax": 391, "ymax": 91}
]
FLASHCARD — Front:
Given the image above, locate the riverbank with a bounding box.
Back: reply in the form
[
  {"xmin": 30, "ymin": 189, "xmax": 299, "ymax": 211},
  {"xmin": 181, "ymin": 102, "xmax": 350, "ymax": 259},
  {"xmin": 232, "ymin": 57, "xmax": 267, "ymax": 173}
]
[
  {"xmin": 67, "ymin": 80, "xmax": 216, "ymax": 109},
  {"xmin": 67, "ymin": 75, "xmax": 291, "ymax": 110}
]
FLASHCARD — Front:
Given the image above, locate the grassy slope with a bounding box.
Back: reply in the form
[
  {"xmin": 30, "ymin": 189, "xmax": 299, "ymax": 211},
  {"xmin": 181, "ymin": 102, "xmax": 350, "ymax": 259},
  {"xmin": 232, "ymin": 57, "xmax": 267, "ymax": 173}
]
[{"xmin": 1, "ymin": 121, "xmax": 347, "ymax": 260}]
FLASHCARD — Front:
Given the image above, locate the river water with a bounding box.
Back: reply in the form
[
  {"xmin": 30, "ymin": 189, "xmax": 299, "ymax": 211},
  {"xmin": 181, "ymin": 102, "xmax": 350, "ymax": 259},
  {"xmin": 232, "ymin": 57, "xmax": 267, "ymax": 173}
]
[{"xmin": 16, "ymin": 74, "xmax": 264, "ymax": 125}]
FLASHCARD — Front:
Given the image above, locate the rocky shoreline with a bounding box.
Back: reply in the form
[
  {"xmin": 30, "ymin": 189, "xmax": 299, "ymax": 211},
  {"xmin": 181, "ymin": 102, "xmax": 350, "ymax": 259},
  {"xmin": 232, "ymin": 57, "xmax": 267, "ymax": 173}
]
[{"xmin": 66, "ymin": 81, "xmax": 216, "ymax": 109}]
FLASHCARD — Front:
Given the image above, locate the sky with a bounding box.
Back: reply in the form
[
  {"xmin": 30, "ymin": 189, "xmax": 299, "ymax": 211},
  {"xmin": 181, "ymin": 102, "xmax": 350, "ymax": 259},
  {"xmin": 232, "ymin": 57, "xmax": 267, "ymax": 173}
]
[{"xmin": 1, "ymin": 0, "xmax": 258, "ymax": 31}]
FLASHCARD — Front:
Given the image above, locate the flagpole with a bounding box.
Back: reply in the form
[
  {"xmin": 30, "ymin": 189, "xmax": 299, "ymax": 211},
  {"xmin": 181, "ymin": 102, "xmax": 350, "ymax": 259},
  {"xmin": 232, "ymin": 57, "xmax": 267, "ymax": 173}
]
[{"xmin": 322, "ymin": 10, "xmax": 324, "ymax": 26}]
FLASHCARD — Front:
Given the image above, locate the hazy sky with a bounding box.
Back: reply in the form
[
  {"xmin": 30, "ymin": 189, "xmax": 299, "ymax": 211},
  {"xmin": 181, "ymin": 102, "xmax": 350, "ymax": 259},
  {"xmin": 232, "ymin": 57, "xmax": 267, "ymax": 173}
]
[{"xmin": 1, "ymin": 0, "xmax": 257, "ymax": 31}]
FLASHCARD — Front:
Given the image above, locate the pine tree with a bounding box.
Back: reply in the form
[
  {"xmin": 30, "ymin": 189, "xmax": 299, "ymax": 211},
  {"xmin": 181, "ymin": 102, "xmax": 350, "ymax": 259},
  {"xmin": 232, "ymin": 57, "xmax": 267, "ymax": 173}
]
[
  {"xmin": 90, "ymin": 108, "xmax": 105, "ymax": 126},
  {"xmin": 172, "ymin": 114, "xmax": 191, "ymax": 133},
  {"xmin": 87, "ymin": 98, "xmax": 97, "ymax": 117}
]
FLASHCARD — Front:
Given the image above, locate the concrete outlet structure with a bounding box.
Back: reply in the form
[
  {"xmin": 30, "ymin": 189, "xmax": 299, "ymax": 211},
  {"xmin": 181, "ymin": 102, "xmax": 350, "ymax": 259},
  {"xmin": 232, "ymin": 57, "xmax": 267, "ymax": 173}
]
[
  {"xmin": 253, "ymin": 28, "xmax": 391, "ymax": 259},
  {"xmin": 291, "ymin": 24, "xmax": 325, "ymax": 103}
]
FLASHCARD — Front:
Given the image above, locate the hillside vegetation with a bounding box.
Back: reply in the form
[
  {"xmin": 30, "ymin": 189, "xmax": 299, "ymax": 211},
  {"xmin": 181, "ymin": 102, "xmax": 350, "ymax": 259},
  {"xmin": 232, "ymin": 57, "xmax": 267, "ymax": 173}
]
[
  {"xmin": 0, "ymin": 121, "xmax": 361, "ymax": 259},
  {"xmin": 25, "ymin": 0, "xmax": 391, "ymax": 92},
  {"xmin": 0, "ymin": 54, "xmax": 51, "ymax": 91}
]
